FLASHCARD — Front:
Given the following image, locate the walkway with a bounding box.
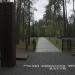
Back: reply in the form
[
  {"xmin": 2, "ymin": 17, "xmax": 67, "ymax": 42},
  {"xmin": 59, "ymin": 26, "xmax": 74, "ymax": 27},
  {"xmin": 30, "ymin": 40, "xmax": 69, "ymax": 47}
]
[{"xmin": 36, "ymin": 37, "xmax": 61, "ymax": 52}]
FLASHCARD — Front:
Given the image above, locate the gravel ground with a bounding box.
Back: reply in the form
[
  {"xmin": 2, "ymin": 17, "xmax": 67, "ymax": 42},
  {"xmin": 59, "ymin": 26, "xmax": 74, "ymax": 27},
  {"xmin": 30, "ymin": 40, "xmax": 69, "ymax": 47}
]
[{"xmin": 0, "ymin": 52, "xmax": 75, "ymax": 75}]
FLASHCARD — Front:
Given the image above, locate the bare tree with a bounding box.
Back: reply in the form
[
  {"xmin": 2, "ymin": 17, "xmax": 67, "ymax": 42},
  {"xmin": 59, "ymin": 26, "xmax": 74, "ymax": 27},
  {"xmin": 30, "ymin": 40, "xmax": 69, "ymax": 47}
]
[
  {"xmin": 73, "ymin": 0, "xmax": 74, "ymax": 12},
  {"xmin": 73, "ymin": 0, "xmax": 75, "ymax": 36}
]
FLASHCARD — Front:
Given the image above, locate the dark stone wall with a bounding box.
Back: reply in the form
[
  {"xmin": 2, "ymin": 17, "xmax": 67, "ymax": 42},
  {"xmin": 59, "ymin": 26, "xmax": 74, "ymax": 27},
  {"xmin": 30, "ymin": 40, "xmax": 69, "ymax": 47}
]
[{"xmin": 0, "ymin": 2, "xmax": 16, "ymax": 67}]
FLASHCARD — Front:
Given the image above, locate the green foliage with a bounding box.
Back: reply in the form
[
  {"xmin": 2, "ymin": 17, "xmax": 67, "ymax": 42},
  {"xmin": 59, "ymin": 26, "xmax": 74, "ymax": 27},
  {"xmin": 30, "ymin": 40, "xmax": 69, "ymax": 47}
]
[
  {"xmin": 48, "ymin": 37, "xmax": 62, "ymax": 50},
  {"xmin": 42, "ymin": 0, "xmax": 64, "ymax": 36},
  {"xmin": 16, "ymin": 0, "xmax": 34, "ymax": 42}
]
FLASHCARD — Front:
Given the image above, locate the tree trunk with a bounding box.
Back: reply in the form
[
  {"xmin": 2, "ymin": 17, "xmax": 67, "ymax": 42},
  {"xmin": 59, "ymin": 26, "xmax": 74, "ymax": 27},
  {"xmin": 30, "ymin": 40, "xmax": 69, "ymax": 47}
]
[
  {"xmin": 73, "ymin": 0, "xmax": 75, "ymax": 36},
  {"xmin": 28, "ymin": 0, "xmax": 30, "ymax": 45},
  {"xmin": 22, "ymin": 0, "xmax": 25, "ymax": 42},
  {"xmin": 16, "ymin": 0, "xmax": 21, "ymax": 44},
  {"xmin": 63, "ymin": 0, "xmax": 66, "ymax": 36}
]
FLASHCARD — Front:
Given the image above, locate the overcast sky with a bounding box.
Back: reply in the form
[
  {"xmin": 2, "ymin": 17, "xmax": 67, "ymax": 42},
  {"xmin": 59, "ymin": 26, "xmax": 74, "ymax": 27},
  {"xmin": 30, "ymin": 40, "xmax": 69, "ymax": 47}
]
[
  {"xmin": 33, "ymin": 0, "xmax": 49, "ymax": 21},
  {"xmin": 9, "ymin": 0, "xmax": 74, "ymax": 21},
  {"xmin": 33, "ymin": 0, "xmax": 74, "ymax": 21}
]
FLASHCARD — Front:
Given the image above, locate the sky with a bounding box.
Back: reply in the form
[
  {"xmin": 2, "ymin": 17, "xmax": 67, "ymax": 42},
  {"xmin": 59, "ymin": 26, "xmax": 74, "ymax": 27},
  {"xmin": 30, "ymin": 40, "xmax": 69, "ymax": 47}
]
[
  {"xmin": 9, "ymin": 0, "xmax": 74, "ymax": 21},
  {"xmin": 33, "ymin": 0, "xmax": 74, "ymax": 21},
  {"xmin": 66, "ymin": 0, "xmax": 73, "ymax": 17},
  {"xmin": 33, "ymin": 0, "xmax": 49, "ymax": 21}
]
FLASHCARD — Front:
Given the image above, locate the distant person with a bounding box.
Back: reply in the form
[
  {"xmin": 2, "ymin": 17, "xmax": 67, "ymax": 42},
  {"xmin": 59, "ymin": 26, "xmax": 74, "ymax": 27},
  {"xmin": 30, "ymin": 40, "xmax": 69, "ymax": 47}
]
[{"xmin": 32, "ymin": 39, "xmax": 36, "ymax": 51}]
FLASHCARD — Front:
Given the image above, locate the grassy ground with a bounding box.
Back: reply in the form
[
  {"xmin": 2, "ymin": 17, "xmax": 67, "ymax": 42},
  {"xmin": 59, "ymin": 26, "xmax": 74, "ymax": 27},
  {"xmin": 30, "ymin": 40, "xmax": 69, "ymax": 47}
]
[
  {"xmin": 47, "ymin": 37, "xmax": 62, "ymax": 50},
  {"xmin": 16, "ymin": 42, "xmax": 28, "ymax": 58},
  {"xmin": 16, "ymin": 37, "xmax": 39, "ymax": 58}
]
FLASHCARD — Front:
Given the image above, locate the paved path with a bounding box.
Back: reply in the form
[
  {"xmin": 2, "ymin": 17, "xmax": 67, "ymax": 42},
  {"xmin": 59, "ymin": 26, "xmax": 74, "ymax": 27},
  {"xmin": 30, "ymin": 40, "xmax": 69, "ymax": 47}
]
[{"xmin": 36, "ymin": 37, "xmax": 61, "ymax": 52}]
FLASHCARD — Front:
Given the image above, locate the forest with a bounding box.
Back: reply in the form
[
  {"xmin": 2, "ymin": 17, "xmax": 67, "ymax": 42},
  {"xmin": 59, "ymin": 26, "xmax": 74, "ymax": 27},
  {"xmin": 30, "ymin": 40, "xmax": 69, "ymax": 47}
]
[{"xmin": 15, "ymin": 0, "xmax": 75, "ymax": 51}]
